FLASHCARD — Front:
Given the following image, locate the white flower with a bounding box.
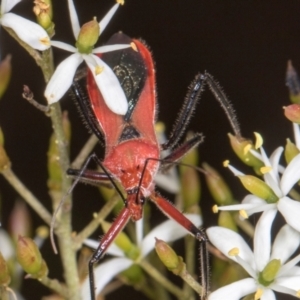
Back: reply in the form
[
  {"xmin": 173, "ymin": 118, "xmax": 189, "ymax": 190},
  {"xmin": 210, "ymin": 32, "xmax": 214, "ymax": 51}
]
[
  {"xmin": 81, "ymin": 214, "xmax": 202, "ymax": 299},
  {"xmin": 216, "ymin": 131, "xmax": 300, "ymax": 232},
  {"xmin": 45, "ymin": 0, "xmax": 130, "ymax": 115},
  {"xmin": 1, "ymin": 0, "xmax": 50, "ymax": 50},
  {"xmin": 207, "ymin": 209, "xmax": 300, "ymax": 300}
]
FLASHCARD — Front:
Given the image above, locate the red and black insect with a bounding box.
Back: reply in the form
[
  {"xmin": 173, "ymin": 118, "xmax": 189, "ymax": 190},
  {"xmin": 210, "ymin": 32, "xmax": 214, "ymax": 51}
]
[{"xmin": 70, "ymin": 32, "xmax": 239, "ymax": 300}]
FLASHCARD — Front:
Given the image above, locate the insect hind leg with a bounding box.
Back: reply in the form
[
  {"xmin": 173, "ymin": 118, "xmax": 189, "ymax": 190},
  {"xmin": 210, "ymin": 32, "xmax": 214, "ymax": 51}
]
[{"xmin": 150, "ymin": 192, "xmax": 209, "ymax": 299}]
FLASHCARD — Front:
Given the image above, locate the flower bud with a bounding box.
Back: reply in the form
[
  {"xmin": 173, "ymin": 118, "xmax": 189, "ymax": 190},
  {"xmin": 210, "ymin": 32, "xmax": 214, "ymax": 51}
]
[
  {"xmin": 120, "ymin": 264, "xmax": 144, "ymax": 285},
  {"xmin": 8, "ymin": 200, "xmax": 32, "ymax": 243},
  {"xmin": 0, "ymin": 252, "xmax": 10, "ymax": 286},
  {"xmin": 238, "ymin": 175, "xmax": 278, "ymax": 203},
  {"xmin": 0, "ymin": 55, "xmax": 11, "ymax": 99},
  {"xmin": 228, "ymin": 134, "xmax": 263, "ymax": 174},
  {"xmin": 259, "ymin": 259, "xmax": 281, "ymax": 285},
  {"xmin": 101, "ymin": 221, "xmax": 139, "ymax": 260},
  {"xmin": 203, "ymin": 163, "xmax": 233, "ymax": 205},
  {"xmin": 155, "ymin": 238, "xmax": 184, "ymax": 274},
  {"xmin": 76, "ymin": 19, "xmax": 99, "ymax": 54},
  {"xmin": 33, "ymin": 0, "xmax": 54, "ymax": 36},
  {"xmin": 218, "ymin": 211, "xmax": 238, "ymax": 232},
  {"xmin": 284, "ymin": 138, "xmax": 300, "ymax": 164},
  {"xmin": 286, "ymin": 60, "xmax": 300, "ymax": 104},
  {"xmin": 283, "ymin": 104, "xmax": 300, "ymax": 123},
  {"xmin": 16, "ymin": 235, "xmax": 47, "ymax": 277},
  {"xmin": 179, "ymin": 133, "xmax": 201, "ymax": 212}
]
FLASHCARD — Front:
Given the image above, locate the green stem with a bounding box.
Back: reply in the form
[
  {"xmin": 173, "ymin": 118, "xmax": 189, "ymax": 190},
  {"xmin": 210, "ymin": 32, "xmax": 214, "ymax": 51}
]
[
  {"xmin": 183, "ymin": 235, "xmax": 196, "ymax": 299},
  {"xmin": 177, "ymin": 265, "xmax": 202, "ymax": 296},
  {"xmin": 40, "ymin": 276, "xmax": 69, "ymax": 298},
  {"xmin": 49, "ymin": 103, "xmax": 80, "ymax": 300},
  {"xmin": 140, "ymin": 260, "xmax": 185, "ymax": 299},
  {"xmin": 74, "ymin": 194, "xmax": 120, "ymax": 249},
  {"xmin": 0, "ymin": 286, "xmax": 9, "ymax": 300},
  {"xmin": 2, "ymin": 168, "xmax": 52, "ymax": 224},
  {"xmin": 71, "ymin": 134, "xmax": 98, "ymax": 169}
]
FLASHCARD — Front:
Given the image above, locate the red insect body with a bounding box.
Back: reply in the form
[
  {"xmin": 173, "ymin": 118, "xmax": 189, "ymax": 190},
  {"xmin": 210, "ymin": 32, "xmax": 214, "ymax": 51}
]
[
  {"xmin": 70, "ymin": 32, "xmax": 211, "ymax": 300},
  {"xmin": 87, "ymin": 39, "xmax": 159, "ymax": 221}
]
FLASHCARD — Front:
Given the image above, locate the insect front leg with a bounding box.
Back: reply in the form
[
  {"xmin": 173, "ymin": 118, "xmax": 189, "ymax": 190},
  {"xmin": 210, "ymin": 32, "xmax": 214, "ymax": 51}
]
[
  {"xmin": 150, "ymin": 192, "xmax": 209, "ymax": 299},
  {"xmin": 89, "ymin": 208, "xmax": 131, "ymax": 300}
]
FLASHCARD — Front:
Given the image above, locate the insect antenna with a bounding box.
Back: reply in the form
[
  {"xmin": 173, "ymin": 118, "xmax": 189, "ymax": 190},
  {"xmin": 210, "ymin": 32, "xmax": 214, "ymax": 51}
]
[
  {"xmin": 50, "ymin": 153, "xmax": 126, "ymax": 254},
  {"xmin": 50, "ymin": 154, "xmax": 96, "ymax": 254}
]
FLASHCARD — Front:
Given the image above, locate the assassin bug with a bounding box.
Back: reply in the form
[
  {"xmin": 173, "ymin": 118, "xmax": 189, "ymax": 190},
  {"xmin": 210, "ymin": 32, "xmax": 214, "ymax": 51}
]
[{"xmin": 70, "ymin": 32, "xmax": 240, "ymax": 300}]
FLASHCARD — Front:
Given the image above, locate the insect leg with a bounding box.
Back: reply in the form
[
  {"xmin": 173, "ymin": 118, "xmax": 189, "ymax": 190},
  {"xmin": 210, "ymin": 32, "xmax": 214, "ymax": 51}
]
[
  {"xmin": 204, "ymin": 72, "xmax": 241, "ymax": 138},
  {"xmin": 150, "ymin": 192, "xmax": 209, "ymax": 299},
  {"xmin": 71, "ymin": 80, "xmax": 104, "ymax": 143},
  {"xmin": 89, "ymin": 208, "xmax": 131, "ymax": 300},
  {"xmin": 163, "ymin": 132, "xmax": 204, "ymax": 163},
  {"xmin": 162, "ymin": 74, "xmax": 206, "ymax": 150}
]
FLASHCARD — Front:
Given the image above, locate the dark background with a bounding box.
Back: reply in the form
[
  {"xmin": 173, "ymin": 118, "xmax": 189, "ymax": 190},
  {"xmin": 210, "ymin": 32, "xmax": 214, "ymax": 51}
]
[{"xmin": 0, "ymin": 0, "xmax": 299, "ymax": 299}]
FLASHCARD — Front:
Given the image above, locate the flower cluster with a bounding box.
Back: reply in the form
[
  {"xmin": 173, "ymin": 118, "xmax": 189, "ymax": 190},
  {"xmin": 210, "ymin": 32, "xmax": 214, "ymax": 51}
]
[{"xmin": 208, "ymin": 124, "xmax": 300, "ymax": 299}]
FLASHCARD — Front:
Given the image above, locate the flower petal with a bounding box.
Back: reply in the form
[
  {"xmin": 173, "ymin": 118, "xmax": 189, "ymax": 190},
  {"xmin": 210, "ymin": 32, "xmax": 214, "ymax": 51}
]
[
  {"xmin": 99, "ymin": 3, "xmax": 119, "ymax": 35},
  {"xmin": 261, "ymin": 288, "xmax": 276, "ymax": 300},
  {"xmin": 253, "ymin": 209, "xmax": 277, "ymax": 271},
  {"xmin": 278, "ymin": 197, "xmax": 300, "ymax": 232},
  {"xmin": 208, "ymin": 278, "xmax": 256, "ymax": 300},
  {"xmin": 279, "ymin": 254, "xmax": 300, "ymax": 276},
  {"xmin": 293, "ymin": 123, "xmax": 300, "ymax": 149},
  {"xmin": 271, "ymin": 279, "xmax": 300, "ymax": 298},
  {"xmin": 269, "ymin": 147, "xmax": 283, "ymax": 178},
  {"xmin": 207, "ymin": 227, "xmax": 254, "ymax": 266},
  {"xmin": 45, "ymin": 53, "xmax": 83, "ymax": 104},
  {"xmin": 51, "ymin": 41, "xmax": 77, "ymax": 52},
  {"xmin": 281, "ymin": 153, "xmax": 300, "ymax": 195},
  {"xmin": 1, "ymin": 13, "xmax": 50, "ymax": 51},
  {"xmin": 93, "ymin": 44, "xmax": 131, "ymax": 54},
  {"xmin": 85, "ymin": 54, "xmax": 128, "ymax": 115},
  {"xmin": 67, "ymin": 0, "xmax": 80, "ymax": 38},
  {"xmin": 242, "ymin": 194, "xmax": 266, "ymax": 205},
  {"xmin": 0, "ymin": 229, "xmax": 14, "ymax": 259},
  {"xmin": 271, "ymin": 224, "xmax": 300, "ymax": 264},
  {"xmin": 81, "ymin": 257, "xmax": 132, "ymax": 299},
  {"xmin": 83, "ymin": 238, "xmax": 125, "ymax": 257},
  {"xmin": 260, "ymin": 147, "xmax": 282, "ymax": 186},
  {"xmin": 141, "ymin": 214, "xmax": 202, "ymax": 258},
  {"xmin": 1, "ymin": 0, "xmax": 21, "ymax": 14}
]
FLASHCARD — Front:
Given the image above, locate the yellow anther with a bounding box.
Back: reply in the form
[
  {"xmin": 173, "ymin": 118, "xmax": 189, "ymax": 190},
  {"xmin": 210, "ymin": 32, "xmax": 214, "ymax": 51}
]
[
  {"xmin": 130, "ymin": 42, "xmax": 138, "ymax": 52},
  {"xmin": 212, "ymin": 205, "xmax": 219, "ymax": 213},
  {"xmin": 243, "ymin": 143, "xmax": 252, "ymax": 155},
  {"xmin": 239, "ymin": 209, "xmax": 248, "ymax": 219},
  {"xmin": 93, "ymin": 212, "xmax": 98, "ymax": 219},
  {"xmin": 223, "ymin": 160, "xmax": 230, "ymax": 167},
  {"xmin": 117, "ymin": 0, "xmax": 125, "ymax": 5},
  {"xmin": 228, "ymin": 247, "xmax": 239, "ymax": 256},
  {"xmin": 254, "ymin": 288, "xmax": 263, "ymax": 300},
  {"xmin": 95, "ymin": 66, "xmax": 104, "ymax": 75},
  {"xmin": 155, "ymin": 122, "xmax": 165, "ymax": 134},
  {"xmin": 296, "ymin": 290, "xmax": 300, "ymax": 298},
  {"xmin": 260, "ymin": 166, "xmax": 272, "ymax": 174},
  {"xmin": 36, "ymin": 226, "xmax": 49, "ymax": 238},
  {"xmin": 254, "ymin": 132, "xmax": 263, "ymax": 149},
  {"xmin": 40, "ymin": 37, "xmax": 50, "ymax": 46}
]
